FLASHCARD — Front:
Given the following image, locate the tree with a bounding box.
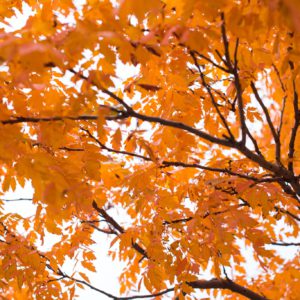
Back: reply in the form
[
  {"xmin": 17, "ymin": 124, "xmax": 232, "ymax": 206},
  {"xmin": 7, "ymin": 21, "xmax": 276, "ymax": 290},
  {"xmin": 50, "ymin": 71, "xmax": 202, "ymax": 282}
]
[{"xmin": 0, "ymin": 0, "xmax": 299, "ymax": 299}]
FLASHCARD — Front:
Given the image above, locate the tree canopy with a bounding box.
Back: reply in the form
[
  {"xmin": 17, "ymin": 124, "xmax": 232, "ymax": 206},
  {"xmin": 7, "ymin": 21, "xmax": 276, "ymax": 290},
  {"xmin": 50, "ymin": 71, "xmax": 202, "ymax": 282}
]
[{"xmin": 0, "ymin": 0, "xmax": 299, "ymax": 299}]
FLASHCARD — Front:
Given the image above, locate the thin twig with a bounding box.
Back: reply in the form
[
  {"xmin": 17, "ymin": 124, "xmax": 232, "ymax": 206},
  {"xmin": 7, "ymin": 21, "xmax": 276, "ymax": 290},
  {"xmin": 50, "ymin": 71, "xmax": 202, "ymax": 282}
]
[
  {"xmin": 1, "ymin": 198, "xmax": 33, "ymax": 202},
  {"xmin": 270, "ymin": 242, "xmax": 300, "ymax": 246}
]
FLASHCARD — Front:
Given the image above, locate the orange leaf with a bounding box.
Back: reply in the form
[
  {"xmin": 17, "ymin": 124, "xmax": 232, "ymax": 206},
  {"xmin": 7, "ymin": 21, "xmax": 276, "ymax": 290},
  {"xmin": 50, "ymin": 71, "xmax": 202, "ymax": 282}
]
[
  {"xmin": 81, "ymin": 261, "xmax": 96, "ymax": 272},
  {"xmin": 112, "ymin": 128, "xmax": 122, "ymax": 150}
]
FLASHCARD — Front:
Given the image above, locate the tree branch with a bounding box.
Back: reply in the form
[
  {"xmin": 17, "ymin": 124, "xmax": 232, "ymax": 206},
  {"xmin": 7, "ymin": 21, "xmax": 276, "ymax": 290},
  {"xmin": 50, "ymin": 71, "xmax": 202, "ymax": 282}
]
[
  {"xmin": 80, "ymin": 126, "xmax": 281, "ymax": 183},
  {"xmin": 1, "ymin": 198, "xmax": 33, "ymax": 202},
  {"xmin": 250, "ymin": 82, "xmax": 281, "ymax": 164},
  {"xmin": 58, "ymin": 269, "xmax": 269, "ymax": 300},
  {"xmin": 270, "ymin": 241, "xmax": 300, "ymax": 246},
  {"xmin": 92, "ymin": 201, "xmax": 148, "ymax": 259},
  {"xmin": 188, "ymin": 278, "xmax": 268, "ymax": 300},
  {"xmin": 1, "ymin": 115, "xmax": 97, "ymax": 125},
  {"xmin": 288, "ymin": 77, "xmax": 299, "ymax": 173},
  {"xmin": 68, "ymin": 68, "xmax": 134, "ymax": 113}
]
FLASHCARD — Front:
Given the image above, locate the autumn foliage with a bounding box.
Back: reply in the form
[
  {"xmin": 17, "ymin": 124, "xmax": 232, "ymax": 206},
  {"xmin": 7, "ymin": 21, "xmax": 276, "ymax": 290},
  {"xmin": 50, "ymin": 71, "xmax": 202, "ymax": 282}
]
[{"xmin": 0, "ymin": 0, "xmax": 300, "ymax": 299}]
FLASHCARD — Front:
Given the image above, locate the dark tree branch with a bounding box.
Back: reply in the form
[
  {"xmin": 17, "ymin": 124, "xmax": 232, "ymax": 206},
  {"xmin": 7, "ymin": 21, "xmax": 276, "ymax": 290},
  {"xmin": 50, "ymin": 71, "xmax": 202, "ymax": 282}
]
[
  {"xmin": 220, "ymin": 13, "xmax": 232, "ymax": 70},
  {"xmin": 87, "ymin": 223, "xmax": 117, "ymax": 235},
  {"xmin": 59, "ymin": 270, "xmax": 269, "ymax": 300},
  {"xmin": 1, "ymin": 198, "xmax": 33, "ymax": 202},
  {"xmin": 272, "ymin": 64, "xmax": 286, "ymax": 93},
  {"xmin": 92, "ymin": 201, "xmax": 125, "ymax": 234},
  {"xmin": 126, "ymin": 109, "xmax": 294, "ymax": 181},
  {"xmin": 288, "ymin": 78, "xmax": 299, "ymax": 173},
  {"xmin": 188, "ymin": 278, "xmax": 269, "ymax": 300},
  {"xmin": 0, "ymin": 112, "xmax": 232, "ymax": 146},
  {"xmin": 277, "ymin": 181, "xmax": 300, "ymax": 203},
  {"xmin": 1, "ymin": 115, "xmax": 97, "ymax": 124},
  {"xmin": 59, "ymin": 270, "xmax": 174, "ymax": 299},
  {"xmin": 250, "ymin": 82, "xmax": 281, "ymax": 164},
  {"xmin": 233, "ymin": 38, "xmax": 239, "ymax": 69},
  {"xmin": 2, "ymin": 112, "xmax": 294, "ymax": 186},
  {"xmin": 218, "ymin": 186, "xmax": 300, "ymax": 223},
  {"xmin": 278, "ymin": 96, "xmax": 287, "ymax": 141},
  {"xmin": 244, "ymin": 125, "xmax": 264, "ymax": 157},
  {"xmin": 1, "ymin": 117, "xmax": 296, "ymax": 192},
  {"xmin": 270, "ymin": 241, "xmax": 300, "ymax": 246},
  {"xmin": 33, "ymin": 143, "xmax": 85, "ymax": 152},
  {"xmin": 92, "ymin": 201, "xmax": 148, "ymax": 259},
  {"xmin": 57, "ymin": 146, "xmax": 84, "ymax": 152},
  {"xmin": 47, "ymin": 276, "xmax": 64, "ymax": 284},
  {"xmin": 164, "ymin": 204, "xmax": 247, "ymax": 225},
  {"xmin": 81, "ymin": 126, "xmax": 282, "ymax": 183},
  {"xmin": 215, "ymin": 49, "xmax": 228, "ymax": 67},
  {"xmin": 163, "ymin": 217, "xmax": 193, "ymax": 225},
  {"xmin": 80, "ymin": 127, "xmax": 150, "ymax": 161},
  {"xmin": 277, "ymin": 207, "xmax": 300, "ymax": 222},
  {"xmin": 68, "ymin": 69, "xmax": 134, "ymax": 113}
]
